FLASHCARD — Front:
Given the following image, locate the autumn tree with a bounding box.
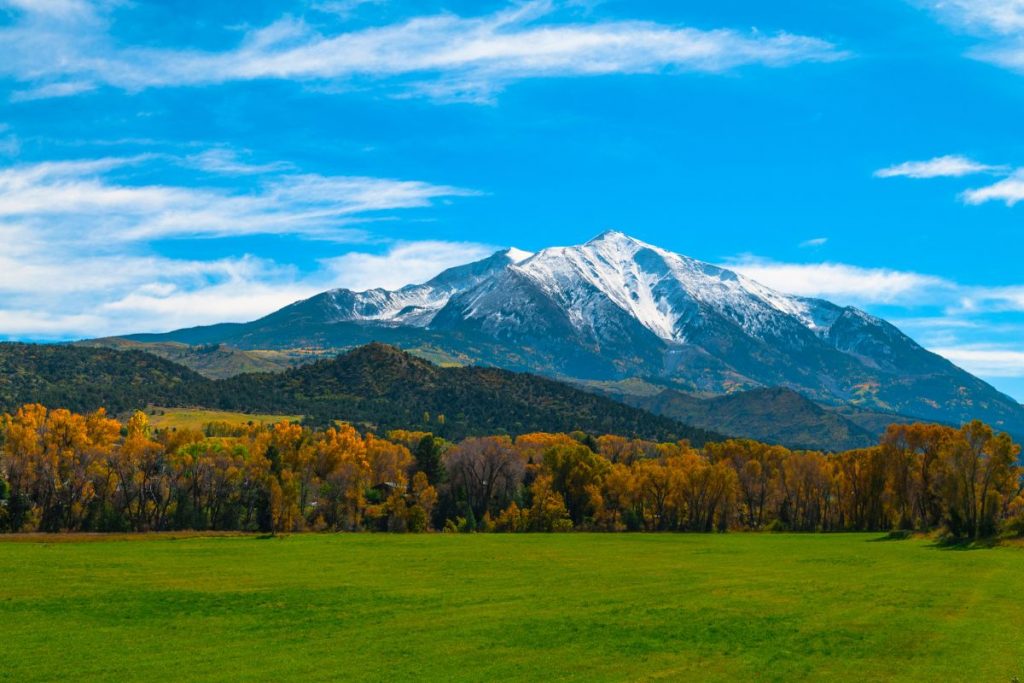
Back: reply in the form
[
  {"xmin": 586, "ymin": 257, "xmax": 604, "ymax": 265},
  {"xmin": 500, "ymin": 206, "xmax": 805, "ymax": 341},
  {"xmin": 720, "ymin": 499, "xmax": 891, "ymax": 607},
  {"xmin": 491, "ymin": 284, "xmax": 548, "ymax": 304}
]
[
  {"xmin": 444, "ymin": 437, "xmax": 525, "ymax": 523},
  {"xmin": 542, "ymin": 443, "xmax": 610, "ymax": 527},
  {"xmin": 938, "ymin": 421, "xmax": 1020, "ymax": 538},
  {"xmin": 526, "ymin": 474, "xmax": 573, "ymax": 532}
]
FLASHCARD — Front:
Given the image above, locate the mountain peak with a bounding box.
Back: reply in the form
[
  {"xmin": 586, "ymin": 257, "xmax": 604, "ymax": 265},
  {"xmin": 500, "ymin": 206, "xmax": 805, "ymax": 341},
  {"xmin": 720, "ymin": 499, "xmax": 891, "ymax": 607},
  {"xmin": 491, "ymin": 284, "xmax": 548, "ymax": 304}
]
[
  {"xmin": 585, "ymin": 229, "xmax": 640, "ymax": 246},
  {"xmin": 503, "ymin": 247, "xmax": 534, "ymax": 264},
  {"xmin": 124, "ymin": 230, "xmax": 1024, "ymax": 439}
]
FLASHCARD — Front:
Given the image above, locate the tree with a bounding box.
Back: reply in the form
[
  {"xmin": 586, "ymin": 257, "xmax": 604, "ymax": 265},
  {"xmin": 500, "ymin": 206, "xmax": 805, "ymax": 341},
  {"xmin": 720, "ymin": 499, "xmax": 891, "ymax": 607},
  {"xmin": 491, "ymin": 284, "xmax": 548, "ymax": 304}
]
[
  {"xmin": 938, "ymin": 421, "xmax": 1020, "ymax": 538},
  {"xmin": 444, "ymin": 437, "xmax": 525, "ymax": 521},
  {"xmin": 705, "ymin": 440, "xmax": 783, "ymax": 530},
  {"xmin": 413, "ymin": 434, "xmax": 446, "ymax": 485},
  {"xmin": 527, "ymin": 474, "xmax": 572, "ymax": 532},
  {"xmin": 542, "ymin": 443, "xmax": 610, "ymax": 527},
  {"xmin": 405, "ymin": 472, "xmax": 437, "ymax": 532}
]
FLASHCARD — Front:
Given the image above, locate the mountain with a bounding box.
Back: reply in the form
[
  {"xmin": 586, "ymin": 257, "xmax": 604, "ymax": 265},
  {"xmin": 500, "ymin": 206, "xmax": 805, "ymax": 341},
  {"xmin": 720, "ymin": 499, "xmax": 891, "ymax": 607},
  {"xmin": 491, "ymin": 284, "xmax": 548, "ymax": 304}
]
[
  {"xmin": 0, "ymin": 343, "xmax": 215, "ymax": 414},
  {"xmin": 216, "ymin": 343, "xmax": 715, "ymax": 442},
  {"xmin": 120, "ymin": 231, "xmax": 1024, "ymax": 437},
  {"xmin": 76, "ymin": 338, "xmax": 321, "ymax": 379},
  {"xmin": 0, "ymin": 342, "xmax": 711, "ymax": 443},
  {"xmin": 624, "ymin": 387, "xmax": 876, "ymax": 451}
]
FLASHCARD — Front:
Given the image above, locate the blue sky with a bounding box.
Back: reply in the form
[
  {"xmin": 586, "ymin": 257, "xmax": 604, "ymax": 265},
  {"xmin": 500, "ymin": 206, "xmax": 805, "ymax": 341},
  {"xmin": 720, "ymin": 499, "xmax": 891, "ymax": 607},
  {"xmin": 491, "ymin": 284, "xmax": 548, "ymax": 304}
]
[{"xmin": 1, "ymin": 0, "xmax": 1024, "ymax": 400}]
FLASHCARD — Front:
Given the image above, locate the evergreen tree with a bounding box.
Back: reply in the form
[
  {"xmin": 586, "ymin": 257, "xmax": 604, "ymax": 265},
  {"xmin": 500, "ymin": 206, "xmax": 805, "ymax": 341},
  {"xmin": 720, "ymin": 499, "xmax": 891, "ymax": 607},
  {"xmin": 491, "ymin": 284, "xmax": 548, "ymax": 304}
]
[{"xmin": 414, "ymin": 434, "xmax": 445, "ymax": 485}]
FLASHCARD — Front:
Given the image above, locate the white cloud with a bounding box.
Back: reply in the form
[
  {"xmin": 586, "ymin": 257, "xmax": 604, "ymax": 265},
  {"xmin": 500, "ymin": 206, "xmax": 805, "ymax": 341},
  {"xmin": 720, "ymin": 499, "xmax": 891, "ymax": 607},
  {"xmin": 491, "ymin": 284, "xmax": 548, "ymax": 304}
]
[
  {"xmin": 0, "ymin": 0, "xmax": 94, "ymax": 18},
  {"xmin": 0, "ymin": 155, "xmax": 475, "ymax": 242},
  {"xmin": 185, "ymin": 149, "xmax": 294, "ymax": 176},
  {"xmin": 10, "ymin": 81, "xmax": 96, "ymax": 102},
  {"xmin": 961, "ymin": 170, "xmax": 1024, "ymax": 205},
  {"xmin": 873, "ymin": 154, "xmax": 1024, "ymax": 207},
  {"xmin": 0, "ymin": 237, "xmax": 499, "ymax": 339},
  {"xmin": 920, "ymin": 0, "xmax": 1024, "ymax": 35},
  {"xmin": 729, "ymin": 254, "xmax": 1024, "ymax": 315},
  {"xmin": 727, "ymin": 256, "xmax": 952, "ymax": 305},
  {"xmin": 918, "ymin": 1, "xmax": 1024, "ymax": 72},
  {"xmin": 0, "ymin": 1, "xmax": 848, "ymax": 102},
  {"xmin": 952, "ymin": 283, "xmax": 1024, "ymax": 312},
  {"xmin": 798, "ymin": 237, "xmax": 827, "ymax": 248},
  {"xmin": 322, "ymin": 240, "xmax": 498, "ymax": 290},
  {"xmin": 729, "ymin": 253, "xmax": 1024, "ymax": 384},
  {"xmin": 874, "ymin": 154, "xmax": 1005, "ymax": 179},
  {"xmin": 312, "ymin": 0, "xmax": 386, "ymax": 19},
  {"xmin": 928, "ymin": 344, "xmax": 1024, "ymax": 377},
  {"xmin": 0, "ymin": 151, "xmax": 491, "ymax": 339}
]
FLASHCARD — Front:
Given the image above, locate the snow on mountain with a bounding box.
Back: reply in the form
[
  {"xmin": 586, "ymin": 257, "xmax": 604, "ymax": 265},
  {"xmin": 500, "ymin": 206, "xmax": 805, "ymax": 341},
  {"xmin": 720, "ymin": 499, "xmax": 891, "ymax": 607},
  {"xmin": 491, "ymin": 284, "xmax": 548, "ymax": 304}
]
[
  {"xmin": 298, "ymin": 230, "xmax": 890, "ymax": 358},
  {"xmin": 444, "ymin": 230, "xmax": 845, "ymax": 345},
  {"xmin": 310, "ymin": 247, "xmax": 530, "ymax": 327},
  {"xmin": 272, "ymin": 230, "xmax": 915, "ymax": 367},
  {"xmin": 132, "ymin": 230, "xmax": 1024, "ymax": 436}
]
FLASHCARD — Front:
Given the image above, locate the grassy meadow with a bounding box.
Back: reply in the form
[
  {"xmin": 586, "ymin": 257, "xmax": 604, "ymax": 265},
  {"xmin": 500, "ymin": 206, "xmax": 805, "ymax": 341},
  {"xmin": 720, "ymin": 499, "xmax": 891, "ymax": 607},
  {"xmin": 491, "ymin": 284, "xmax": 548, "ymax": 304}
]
[
  {"xmin": 1, "ymin": 533, "xmax": 1022, "ymax": 682},
  {"xmin": 144, "ymin": 406, "xmax": 302, "ymax": 431}
]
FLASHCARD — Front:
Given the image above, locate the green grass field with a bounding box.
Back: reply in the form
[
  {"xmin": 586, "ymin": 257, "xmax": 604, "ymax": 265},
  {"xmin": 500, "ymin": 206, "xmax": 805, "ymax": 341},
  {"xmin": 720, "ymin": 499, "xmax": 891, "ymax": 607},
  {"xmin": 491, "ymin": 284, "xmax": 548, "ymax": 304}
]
[
  {"xmin": 1, "ymin": 534, "xmax": 1022, "ymax": 682},
  {"xmin": 144, "ymin": 407, "xmax": 302, "ymax": 431}
]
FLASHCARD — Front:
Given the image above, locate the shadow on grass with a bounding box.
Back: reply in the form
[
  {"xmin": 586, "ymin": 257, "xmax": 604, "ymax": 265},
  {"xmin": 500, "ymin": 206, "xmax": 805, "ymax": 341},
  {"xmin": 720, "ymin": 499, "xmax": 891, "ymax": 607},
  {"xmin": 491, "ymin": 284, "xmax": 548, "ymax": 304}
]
[
  {"xmin": 930, "ymin": 535, "xmax": 999, "ymax": 551},
  {"xmin": 865, "ymin": 530, "xmax": 1005, "ymax": 550},
  {"xmin": 867, "ymin": 530, "xmax": 916, "ymax": 542}
]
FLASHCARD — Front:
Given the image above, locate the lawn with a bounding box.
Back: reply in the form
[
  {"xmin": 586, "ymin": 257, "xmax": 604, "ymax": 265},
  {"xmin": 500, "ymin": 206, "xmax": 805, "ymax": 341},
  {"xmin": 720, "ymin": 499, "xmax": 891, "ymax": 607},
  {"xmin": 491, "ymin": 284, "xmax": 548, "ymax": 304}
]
[
  {"xmin": 1, "ymin": 534, "xmax": 1022, "ymax": 682},
  {"xmin": 144, "ymin": 407, "xmax": 302, "ymax": 431}
]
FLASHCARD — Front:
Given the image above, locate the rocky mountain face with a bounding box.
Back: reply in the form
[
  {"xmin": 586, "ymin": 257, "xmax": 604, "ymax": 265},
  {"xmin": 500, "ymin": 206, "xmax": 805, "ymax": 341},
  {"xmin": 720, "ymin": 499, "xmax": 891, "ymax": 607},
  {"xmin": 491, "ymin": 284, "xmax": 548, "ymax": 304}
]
[{"xmin": 124, "ymin": 231, "xmax": 1024, "ymax": 437}]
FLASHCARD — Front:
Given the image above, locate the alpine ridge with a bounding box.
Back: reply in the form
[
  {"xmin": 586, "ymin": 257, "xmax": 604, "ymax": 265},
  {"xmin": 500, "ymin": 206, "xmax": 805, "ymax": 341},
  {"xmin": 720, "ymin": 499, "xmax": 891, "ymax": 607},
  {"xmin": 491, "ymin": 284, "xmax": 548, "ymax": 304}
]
[{"xmin": 123, "ymin": 231, "xmax": 1024, "ymax": 437}]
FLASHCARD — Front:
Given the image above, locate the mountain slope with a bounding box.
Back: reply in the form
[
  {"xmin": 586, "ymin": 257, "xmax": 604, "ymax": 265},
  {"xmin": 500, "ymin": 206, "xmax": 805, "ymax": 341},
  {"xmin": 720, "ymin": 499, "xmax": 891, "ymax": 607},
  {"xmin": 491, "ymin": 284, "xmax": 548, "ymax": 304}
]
[
  {"xmin": 121, "ymin": 231, "xmax": 1024, "ymax": 436},
  {"xmin": 626, "ymin": 387, "xmax": 876, "ymax": 451},
  {"xmin": 0, "ymin": 343, "xmax": 215, "ymax": 414},
  {"xmin": 0, "ymin": 343, "xmax": 712, "ymax": 443},
  {"xmin": 77, "ymin": 338, "xmax": 318, "ymax": 379},
  {"xmin": 216, "ymin": 343, "xmax": 715, "ymax": 442}
]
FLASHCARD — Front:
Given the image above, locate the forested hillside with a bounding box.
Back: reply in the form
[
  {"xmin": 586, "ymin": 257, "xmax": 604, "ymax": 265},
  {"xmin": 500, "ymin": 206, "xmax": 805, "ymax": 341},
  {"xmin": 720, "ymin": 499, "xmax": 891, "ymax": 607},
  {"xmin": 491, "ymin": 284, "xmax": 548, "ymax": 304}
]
[
  {"xmin": 0, "ymin": 343, "xmax": 215, "ymax": 414},
  {"xmin": 78, "ymin": 338, "xmax": 315, "ymax": 379},
  {"xmin": 216, "ymin": 343, "xmax": 712, "ymax": 443},
  {"xmin": 0, "ymin": 343, "xmax": 709, "ymax": 442},
  {"xmin": 626, "ymin": 387, "xmax": 876, "ymax": 451}
]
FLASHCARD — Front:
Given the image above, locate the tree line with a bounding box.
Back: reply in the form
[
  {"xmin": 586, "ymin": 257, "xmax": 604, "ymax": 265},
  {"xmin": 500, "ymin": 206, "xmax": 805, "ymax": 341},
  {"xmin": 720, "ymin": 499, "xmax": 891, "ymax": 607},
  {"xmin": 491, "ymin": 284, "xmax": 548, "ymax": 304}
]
[{"xmin": 0, "ymin": 404, "xmax": 1020, "ymax": 539}]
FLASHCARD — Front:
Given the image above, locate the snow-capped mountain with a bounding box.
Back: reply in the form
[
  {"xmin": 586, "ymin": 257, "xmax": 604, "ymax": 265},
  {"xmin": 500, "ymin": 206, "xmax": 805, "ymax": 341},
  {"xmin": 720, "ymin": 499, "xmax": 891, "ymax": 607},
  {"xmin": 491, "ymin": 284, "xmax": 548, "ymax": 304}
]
[
  {"xmin": 126, "ymin": 231, "xmax": 1024, "ymax": 436},
  {"xmin": 268, "ymin": 247, "xmax": 533, "ymax": 328},
  {"xmin": 435, "ymin": 230, "xmax": 844, "ymax": 344}
]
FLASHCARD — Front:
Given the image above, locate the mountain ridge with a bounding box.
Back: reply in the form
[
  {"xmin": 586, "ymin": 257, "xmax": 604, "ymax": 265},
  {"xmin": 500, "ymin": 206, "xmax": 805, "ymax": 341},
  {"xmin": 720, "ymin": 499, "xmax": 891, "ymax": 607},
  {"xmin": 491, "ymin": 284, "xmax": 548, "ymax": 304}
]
[
  {"xmin": 119, "ymin": 231, "xmax": 1024, "ymax": 437},
  {"xmin": 0, "ymin": 342, "xmax": 712, "ymax": 443},
  {"xmin": 624, "ymin": 386, "xmax": 876, "ymax": 451}
]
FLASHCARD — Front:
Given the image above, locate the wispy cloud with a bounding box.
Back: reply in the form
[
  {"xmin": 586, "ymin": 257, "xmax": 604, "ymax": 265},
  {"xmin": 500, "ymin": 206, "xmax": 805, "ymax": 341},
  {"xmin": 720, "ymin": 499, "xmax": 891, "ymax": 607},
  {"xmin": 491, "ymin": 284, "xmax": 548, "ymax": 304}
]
[
  {"xmin": 730, "ymin": 252, "xmax": 1024, "ymax": 384},
  {"xmin": 798, "ymin": 237, "xmax": 827, "ymax": 248},
  {"xmin": 10, "ymin": 81, "xmax": 97, "ymax": 102},
  {"xmin": 928, "ymin": 345, "xmax": 1024, "ymax": 377},
  {"xmin": 321, "ymin": 240, "xmax": 499, "ymax": 291},
  {"xmin": 875, "ymin": 154, "xmax": 1006, "ymax": 179},
  {"xmin": 0, "ymin": 151, "xmax": 490, "ymax": 338},
  {"xmin": 729, "ymin": 254, "xmax": 1024, "ymax": 316},
  {"xmin": 0, "ymin": 155, "xmax": 475, "ymax": 242},
  {"xmin": 961, "ymin": 170, "xmax": 1024, "ymax": 206},
  {"xmin": 918, "ymin": 0, "xmax": 1024, "ymax": 73},
  {"xmin": 0, "ymin": 1, "xmax": 848, "ymax": 103},
  {"xmin": 952, "ymin": 283, "xmax": 1024, "ymax": 312},
  {"xmin": 311, "ymin": 0, "xmax": 387, "ymax": 19},
  {"xmin": 875, "ymin": 153, "xmax": 1024, "ymax": 207},
  {"xmin": 920, "ymin": 0, "xmax": 1024, "ymax": 34},
  {"xmin": 184, "ymin": 149, "xmax": 294, "ymax": 176},
  {"xmin": 726, "ymin": 256, "xmax": 952, "ymax": 305}
]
